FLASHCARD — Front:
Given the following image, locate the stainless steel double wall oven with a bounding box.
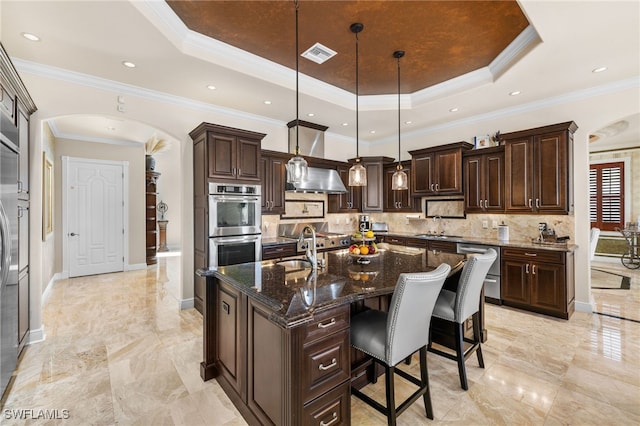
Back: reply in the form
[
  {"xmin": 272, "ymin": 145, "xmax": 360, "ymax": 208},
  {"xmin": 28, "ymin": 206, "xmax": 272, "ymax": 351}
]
[{"xmin": 208, "ymin": 182, "xmax": 261, "ymax": 268}]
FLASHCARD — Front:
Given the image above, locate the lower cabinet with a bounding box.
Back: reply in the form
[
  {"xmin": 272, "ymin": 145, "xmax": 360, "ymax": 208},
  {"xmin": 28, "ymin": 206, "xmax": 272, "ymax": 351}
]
[
  {"xmin": 213, "ymin": 283, "xmax": 351, "ymax": 426},
  {"xmin": 501, "ymin": 247, "xmax": 575, "ymax": 319}
]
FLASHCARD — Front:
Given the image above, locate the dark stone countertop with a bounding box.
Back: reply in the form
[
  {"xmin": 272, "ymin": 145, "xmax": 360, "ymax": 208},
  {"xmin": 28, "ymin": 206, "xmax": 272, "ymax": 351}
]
[
  {"xmin": 199, "ymin": 247, "xmax": 460, "ymax": 328},
  {"xmin": 261, "ymin": 232, "xmax": 577, "ymax": 252}
]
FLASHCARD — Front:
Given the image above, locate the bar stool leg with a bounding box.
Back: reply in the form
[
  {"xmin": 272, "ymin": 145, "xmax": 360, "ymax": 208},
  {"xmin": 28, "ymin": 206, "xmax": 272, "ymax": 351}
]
[
  {"xmin": 420, "ymin": 346, "xmax": 434, "ymax": 420},
  {"xmin": 455, "ymin": 322, "xmax": 469, "ymax": 390},
  {"xmin": 473, "ymin": 312, "xmax": 484, "ymax": 368},
  {"xmin": 385, "ymin": 365, "xmax": 397, "ymax": 426}
]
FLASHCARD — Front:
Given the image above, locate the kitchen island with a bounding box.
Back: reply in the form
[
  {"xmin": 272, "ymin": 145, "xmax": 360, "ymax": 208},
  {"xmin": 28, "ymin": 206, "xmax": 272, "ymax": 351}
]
[{"xmin": 198, "ymin": 246, "xmax": 463, "ymax": 425}]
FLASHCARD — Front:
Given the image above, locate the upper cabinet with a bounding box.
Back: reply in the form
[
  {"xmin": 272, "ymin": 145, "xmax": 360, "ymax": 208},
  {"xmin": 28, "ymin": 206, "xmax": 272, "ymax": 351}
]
[
  {"xmin": 190, "ymin": 122, "xmax": 265, "ymax": 184},
  {"xmin": 410, "ymin": 142, "xmax": 473, "ymax": 196},
  {"xmin": 384, "ymin": 161, "xmax": 417, "ymax": 212},
  {"xmin": 463, "ymin": 147, "xmax": 504, "ymax": 213},
  {"xmin": 355, "ymin": 156, "xmax": 394, "ymax": 213},
  {"xmin": 327, "ymin": 164, "xmax": 361, "ymax": 213},
  {"xmin": 260, "ymin": 150, "xmax": 288, "ymax": 215},
  {"xmin": 503, "ymin": 122, "xmax": 577, "ymax": 214}
]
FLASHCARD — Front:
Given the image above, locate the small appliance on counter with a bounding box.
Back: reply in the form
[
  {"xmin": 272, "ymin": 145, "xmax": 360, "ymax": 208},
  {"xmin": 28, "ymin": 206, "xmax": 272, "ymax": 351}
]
[
  {"xmin": 371, "ymin": 222, "xmax": 389, "ymax": 233},
  {"xmin": 359, "ymin": 215, "xmax": 371, "ymax": 232}
]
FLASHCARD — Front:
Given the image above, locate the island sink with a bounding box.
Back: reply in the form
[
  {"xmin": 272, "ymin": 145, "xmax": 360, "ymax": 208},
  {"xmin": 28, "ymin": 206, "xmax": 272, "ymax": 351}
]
[{"xmin": 416, "ymin": 234, "xmax": 462, "ymax": 239}]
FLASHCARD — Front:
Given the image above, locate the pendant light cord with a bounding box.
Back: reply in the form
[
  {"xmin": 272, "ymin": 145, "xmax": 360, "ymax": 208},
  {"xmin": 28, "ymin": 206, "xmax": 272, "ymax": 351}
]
[
  {"xmin": 355, "ymin": 28, "xmax": 360, "ymax": 159},
  {"xmin": 397, "ymin": 54, "xmax": 401, "ymax": 166},
  {"xmin": 295, "ymin": 0, "xmax": 300, "ymax": 156}
]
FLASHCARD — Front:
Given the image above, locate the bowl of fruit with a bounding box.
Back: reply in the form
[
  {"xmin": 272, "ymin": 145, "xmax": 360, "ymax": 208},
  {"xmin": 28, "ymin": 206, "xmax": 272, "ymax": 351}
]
[{"xmin": 348, "ymin": 231, "xmax": 380, "ymax": 264}]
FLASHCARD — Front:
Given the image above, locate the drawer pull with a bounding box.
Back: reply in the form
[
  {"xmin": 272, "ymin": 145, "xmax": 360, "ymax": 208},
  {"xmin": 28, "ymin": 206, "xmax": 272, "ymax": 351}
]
[
  {"xmin": 525, "ymin": 253, "xmax": 537, "ymax": 257},
  {"xmin": 318, "ymin": 358, "xmax": 337, "ymax": 371},
  {"xmin": 317, "ymin": 318, "xmax": 336, "ymax": 329},
  {"xmin": 320, "ymin": 412, "xmax": 338, "ymax": 426}
]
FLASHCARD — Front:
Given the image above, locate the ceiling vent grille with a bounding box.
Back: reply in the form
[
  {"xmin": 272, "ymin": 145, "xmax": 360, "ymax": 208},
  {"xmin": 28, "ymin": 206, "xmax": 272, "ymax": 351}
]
[{"xmin": 301, "ymin": 43, "xmax": 337, "ymax": 64}]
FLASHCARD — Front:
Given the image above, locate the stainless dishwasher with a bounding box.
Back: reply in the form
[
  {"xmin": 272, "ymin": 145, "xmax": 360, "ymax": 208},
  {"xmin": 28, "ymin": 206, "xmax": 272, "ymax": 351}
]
[{"xmin": 456, "ymin": 243, "xmax": 501, "ymax": 304}]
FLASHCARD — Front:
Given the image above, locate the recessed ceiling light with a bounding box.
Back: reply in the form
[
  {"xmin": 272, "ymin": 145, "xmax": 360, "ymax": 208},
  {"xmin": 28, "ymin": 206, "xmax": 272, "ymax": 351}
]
[
  {"xmin": 592, "ymin": 66, "xmax": 608, "ymax": 73},
  {"xmin": 263, "ymin": 100, "xmax": 272, "ymax": 105},
  {"xmin": 207, "ymin": 85, "xmax": 216, "ymax": 90},
  {"xmin": 404, "ymin": 121, "xmax": 412, "ymax": 125},
  {"xmin": 122, "ymin": 61, "xmax": 136, "ymax": 68},
  {"xmin": 449, "ymin": 107, "xmax": 459, "ymax": 113},
  {"xmin": 342, "ymin": 122, "xmax": 349, "ymax": 126},
  {"xmin": 509, "ymin": 91, "xmax": 521, "ymax": 96},
  {"xmin": 106, "ymin": 126, "xmax": 116, "ymax": 131},
  {"xmin": 22, "ymin": 32, "xmax": 40, "ymax": 42},
  {"xmin": 307, "ymin": 113, "xmax": 315, "ymax": 117},
  {"xmin": 370, "ymin": 130, "xmax": 376, "ymax": 134}
]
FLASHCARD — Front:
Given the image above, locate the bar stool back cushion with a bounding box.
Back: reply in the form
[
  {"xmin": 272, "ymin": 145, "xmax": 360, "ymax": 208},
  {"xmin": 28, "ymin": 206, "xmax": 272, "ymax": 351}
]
[
  {"xmin": 351, "ymin": 263, "xmax": 451, "ymax": 367},
  {"xmin": 433, "ymin": 248, "xmax": 497, "ymax": 324}
]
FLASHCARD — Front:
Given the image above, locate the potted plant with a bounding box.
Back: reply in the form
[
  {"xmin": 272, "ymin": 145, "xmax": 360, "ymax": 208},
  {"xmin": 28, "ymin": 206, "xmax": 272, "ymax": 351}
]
[{"xmin": 144, "ymin": 134, "xmax": 169, "ymax": 171}]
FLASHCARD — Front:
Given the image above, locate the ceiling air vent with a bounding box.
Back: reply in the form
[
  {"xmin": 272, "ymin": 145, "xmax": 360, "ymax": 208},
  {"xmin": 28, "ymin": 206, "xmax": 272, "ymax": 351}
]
[{"xmin": 301, "ymin": 43, "xmax": 337, "ymax": 64}]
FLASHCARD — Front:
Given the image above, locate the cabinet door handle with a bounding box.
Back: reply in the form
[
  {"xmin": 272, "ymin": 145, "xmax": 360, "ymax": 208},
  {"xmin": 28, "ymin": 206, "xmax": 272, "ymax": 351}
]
[
  {"xmin": 435, "ymin": 183, "xmax": 439, "ymax": 191},
  {"xmin": 535, "ymin": 198, "xmax": 540, "ymax": 208},
  {"xmin": 485, "ymin": 199, "xmax": 488, "ymax": 209},
  {"xmin": 237, "ymin": 168, "xmax": 241, "ymax": 176},
  {"xmin": 532, "ymin": 265, "xmax": 536, "ymax": 275},
  {"xmin": 525, "ymin": 264, "xmax": 530, "ymax": 274},
  {"xmin": 318, "ymin": 358, "xmax": 337, "ymax": 371},
  {"xmin": 480, "ymin": 200, "xmax": 484, "ymax": 209},
  {"xmin": 528, "ymin": 198, "xmax": 533, "ymax": 208},
  {"xmin": 430, "ymin": 183, "xmax": 435, "ymax": 191},
  {"xmin": 320, "ymin": 412, "xmax": 338, "ymax": 426},
  {"xmin": 317, "ymin": 318, "xmax": 336, "ymax": 329}
]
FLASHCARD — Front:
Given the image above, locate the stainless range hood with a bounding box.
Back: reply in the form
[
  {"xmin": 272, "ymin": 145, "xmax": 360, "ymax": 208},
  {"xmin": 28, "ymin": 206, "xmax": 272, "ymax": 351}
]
[
  {"xmin": 286, "ymin": 120, "xmax": 346, "ymax": 194},
  {"xmin": 286, "ymin": 167, "xmax": 347, "ymax": 194}
]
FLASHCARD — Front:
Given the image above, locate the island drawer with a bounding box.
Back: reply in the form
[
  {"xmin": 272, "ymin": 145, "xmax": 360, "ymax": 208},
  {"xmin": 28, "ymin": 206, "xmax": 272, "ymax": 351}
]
[
  {"xmin": 303, "ymin": 380, "xmax": 350, "ymax": 426},
  {"xmin": 301, "ymin": 329, "xmax": 350, "ymax": 404},
  {"xmin": 501, "ymin": 247, "xmax": 564, "ymax": 264},
  {"xmin": 262, "ymin": 243, "xmax": 297, "ymax": 260},
  {"xmin": 303, "ymin": 305, "xmax": 350, "ymax": 344}
]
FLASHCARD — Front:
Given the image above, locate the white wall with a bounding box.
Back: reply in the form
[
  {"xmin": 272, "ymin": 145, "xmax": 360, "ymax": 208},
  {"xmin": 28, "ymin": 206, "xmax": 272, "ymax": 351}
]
[{"xmin": 19, "ymin": 64, "xmax": 640, "ymax": 336}]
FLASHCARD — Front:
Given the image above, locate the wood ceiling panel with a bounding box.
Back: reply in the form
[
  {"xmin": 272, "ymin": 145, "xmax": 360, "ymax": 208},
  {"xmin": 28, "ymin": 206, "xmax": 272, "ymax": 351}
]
[{"xmin": 167, "ymin": 1, "xmax": 529, "ymax": 95}]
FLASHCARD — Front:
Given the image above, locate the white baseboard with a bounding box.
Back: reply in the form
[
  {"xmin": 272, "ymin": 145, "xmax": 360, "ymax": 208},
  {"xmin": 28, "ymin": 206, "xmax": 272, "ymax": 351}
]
[
  {"xmin": 575, "ymin": 300, "xmax": 594, "ymax": 313},
  {"xmin": 126, "ymin": 263, "xmax": 148, "ymax": 271},
  {"xmin": 28, "ymin": 327, "xmax": 46, "ymax": 345},
  {"xmin": 180, "ymin": 298, "xmax": 194, "ymax": 310}
]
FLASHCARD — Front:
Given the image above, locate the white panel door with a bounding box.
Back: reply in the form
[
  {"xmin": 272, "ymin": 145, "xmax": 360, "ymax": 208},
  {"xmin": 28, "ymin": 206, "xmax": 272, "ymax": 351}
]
[{"xmin": 67, "ymin": 159, "xmax": 124, "ymax": 277}]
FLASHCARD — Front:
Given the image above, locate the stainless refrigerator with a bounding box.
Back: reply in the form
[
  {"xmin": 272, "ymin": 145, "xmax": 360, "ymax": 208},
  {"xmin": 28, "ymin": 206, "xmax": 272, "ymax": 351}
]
[{"xmin": 0, "ymin": 125, "xmax": 19, "ymax": 395}]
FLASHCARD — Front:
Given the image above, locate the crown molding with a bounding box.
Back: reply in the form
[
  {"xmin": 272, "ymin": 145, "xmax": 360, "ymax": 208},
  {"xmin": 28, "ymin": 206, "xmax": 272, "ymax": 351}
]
[{"xmin": 13, "ymin": 58, "xmax": 283, "ymax": 128}]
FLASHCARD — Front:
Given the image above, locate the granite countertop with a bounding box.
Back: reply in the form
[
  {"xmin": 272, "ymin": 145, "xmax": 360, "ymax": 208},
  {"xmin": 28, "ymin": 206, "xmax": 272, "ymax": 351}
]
[
  {"xmin": 262, "ymin": 231, "xmax": 577, "ymax": 252},
  {"xmin": 377, "ymin": 231, "xmax": 577, "ymax": 252},
  {"xmin": 201, "ymin": 247, "xmax": 457, "ymax": 328}
]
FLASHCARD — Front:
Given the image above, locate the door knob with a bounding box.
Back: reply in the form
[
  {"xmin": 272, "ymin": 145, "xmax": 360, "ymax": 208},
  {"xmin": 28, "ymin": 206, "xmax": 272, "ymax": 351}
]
[{"xmin": 70, "ymin": 232, "xmax": 79, "ymax": 236}]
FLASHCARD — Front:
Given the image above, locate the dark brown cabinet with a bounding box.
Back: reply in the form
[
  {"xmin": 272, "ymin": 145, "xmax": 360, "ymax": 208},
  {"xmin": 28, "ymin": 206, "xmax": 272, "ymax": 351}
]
[
  {"xmin": 262, "ymin": 242, "xmax": 297, "ymax": 260},
  {"xmin": 410, "ymin": 142, "xmax": 472, "ymax": 196},
  {"xmin": 501, "ymin": 247, "xmax": 575, "ymax": 319},
  {"xmin": 328, "ymin": 165, "xmax": 361, "ymax": 213},
  {"xmin": 383, "ymin": 161, "xmax": 417, "ymax": 212},
  {"xmin": 190, "ymin": 123, "xmax": 266, "ymax": 313},
  {"xmin": 211, "ymin": 293, "xmax": 352, "ymax": 426},
  {"xmin": 463, "ymin": 147, "xmax": 505, "ymax": 213},
  {"xmin": 145, "ymin": 171, "xmax": 160, "ymax": 265},
  {"xmin": 190, "ymin": 122, "xmax": 264, "ymax": 184},
  {"xmin": 503, "ymin": 122, "xmax": 576, "ymax": 214},
  {"xmin": 353, "ymin": 156, "xmax": 394, "ymax": 213},
  {"xmin": 260, "ymin": 150, "xmax": 288, "ymax": 215}
]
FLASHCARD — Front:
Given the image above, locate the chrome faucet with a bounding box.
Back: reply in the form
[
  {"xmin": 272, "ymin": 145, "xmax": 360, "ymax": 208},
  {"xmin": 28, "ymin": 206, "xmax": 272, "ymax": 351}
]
[
  {"xmin": 299, "ymin": 225, "xmax": 318, "ymax": 270},
  {"xmin": 433, "ymin": 215, "xmax": 444, "ymax": 235}
]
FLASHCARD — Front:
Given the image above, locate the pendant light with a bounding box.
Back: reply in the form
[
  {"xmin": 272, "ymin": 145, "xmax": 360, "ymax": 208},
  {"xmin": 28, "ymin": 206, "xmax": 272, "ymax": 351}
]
[
  {"xmin": 348, "ymin": 22, "xmax": 366, "ymax": 187},
  {"xmin": 391, "ymin": 50, "xmax": 408, "ymax": 190},
  {"xmin": 286, "ymin": 0, "xmax": 308, "ymax": 184}
]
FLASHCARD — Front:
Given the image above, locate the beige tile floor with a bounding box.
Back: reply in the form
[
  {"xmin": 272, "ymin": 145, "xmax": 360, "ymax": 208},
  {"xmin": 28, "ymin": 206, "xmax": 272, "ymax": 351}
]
[{"xmin": 1, "ymin": 255, "xmax": 638, "ymax": 425}]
